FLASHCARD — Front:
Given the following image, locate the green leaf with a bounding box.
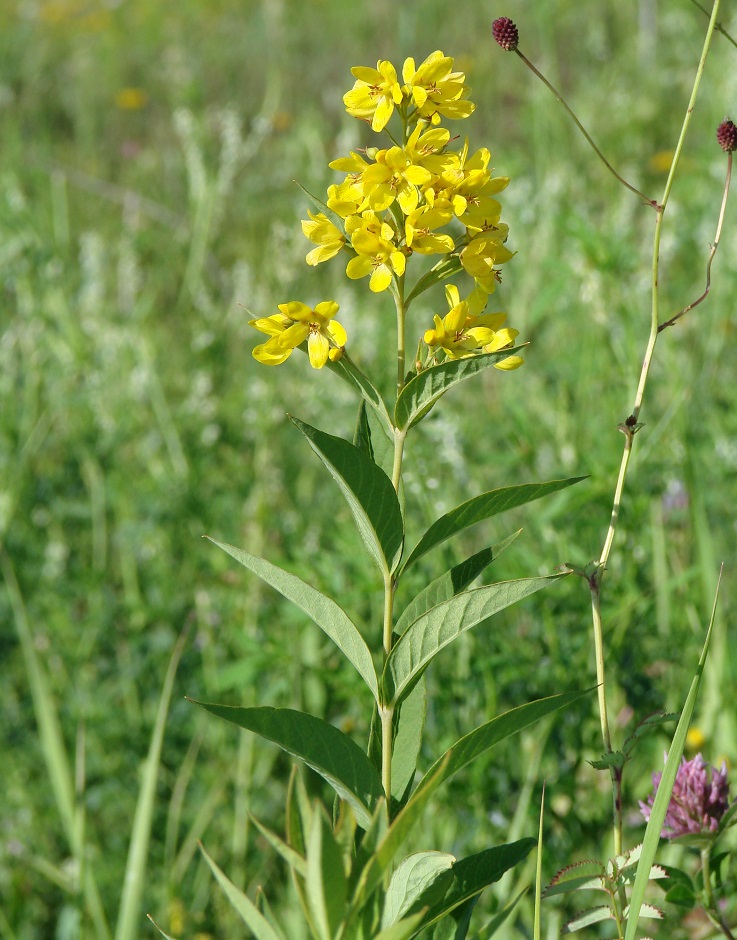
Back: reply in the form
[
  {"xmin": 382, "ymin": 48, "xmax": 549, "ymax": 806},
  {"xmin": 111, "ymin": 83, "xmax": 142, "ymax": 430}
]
[
  {"xmin": 390, "ymin": 676, "xmax": 426, "ymax": 803},
  {"xmin": 621, "ymin": 712, "xmax": 678, "ymax": 759},
  {"xmin": 290, "ymin": 416, "xmax": 404, "ymax": 575},
  {"xmin": 563, "ymin": 906, "xmax": 614, "ymax": 933},
  {"xmin": 427, "ymin": 897, "xmax": 478, "ymax": 940},
  {"xmin": 354, "ymin": 401, "xmax": 375, "ymax": 458},
  {"xmin": 207, "ymin": 537, "xmax": 379, "ymax": 703},
  {"xmin": 384, "ymin": 576, "xmax": 566, "ymax": 705},
  {"xmin": 250, "ymin": 814, "xmax": 307, "ymax": 878},
  {"xmin": 410, "ymin": 690, "xmax": 590, "ymax": 808},
  {"xmin": 374, "ymin": 912, "xmax": 428, "ymax": 940},
  {"xmin": 470, "ymin": 888, "xmax": 526, "ymax": 938},
  {"xmin": 190, "ymin": 703, "xmax": 383, "ymax": 828},
  {"xmin": 306, "ymin": 809, "xmax": 348, "ymax": 940},
  {"xmin": 350, "ymin": 758, "xmax": 450, "ymax": 913},
  {"xmin": 423, "ymin": 841, "xmax": 536, "ymax": 927},
  {"xmin": 663, "ymin": 884, "xmax": 696, "ymax": 908},
  {"xmin": 401, "ymin": 479, "xmax": 585, "ymax": 574},
  {"xmin": 200, "ymin": 843, "xmax": 283, "ymax": 940},
  {"xmin": 382, "ymin": 852, "xmax": 455, "ymax": 929},
  {"xmin": 327, "ymin": 355, "xmax": 394, "ymax": 436},
  {"xmin": 394, "ymin": 534, "xmax": 521, "ymax": 638},
  {"xmin": 394, "ymin": 348, "xmax": 527, "ymax": 432},
  {"xmin": 588, "ymin": 751, "xmax": 625, "ymax": 771},
  {"xmin": 623, "ymin": 567, "xmax": 721, "ymax": 940},
  {"xmin": 404, "ymin": 255, "xmax": 463, "ymax": 308}
]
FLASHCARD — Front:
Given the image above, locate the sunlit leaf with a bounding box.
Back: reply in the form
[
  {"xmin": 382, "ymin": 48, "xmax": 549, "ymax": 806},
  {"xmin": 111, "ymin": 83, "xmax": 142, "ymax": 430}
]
[{"xmin": 382, "ymin": 852, "xmax": 455, "ymax": 929}]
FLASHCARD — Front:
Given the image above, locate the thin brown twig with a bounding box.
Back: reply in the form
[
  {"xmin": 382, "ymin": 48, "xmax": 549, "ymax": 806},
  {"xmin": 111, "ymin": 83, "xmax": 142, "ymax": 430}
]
[{"xmin": 658, "ymin": 151, "xmax": 732, "ymax": 331}]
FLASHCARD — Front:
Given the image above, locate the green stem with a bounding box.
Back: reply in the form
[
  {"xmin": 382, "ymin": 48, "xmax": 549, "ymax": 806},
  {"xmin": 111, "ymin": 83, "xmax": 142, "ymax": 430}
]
[
  {"xmin": 395, "ymin": 273, "xmax": 407, "ymax": 398},
  {"xmin": 589, "ymin": 0, "xmax": 721, "ymax": 865},
  {"xmin": 701, "ymin": 846, "xmax": 736, "ymax": 939}
]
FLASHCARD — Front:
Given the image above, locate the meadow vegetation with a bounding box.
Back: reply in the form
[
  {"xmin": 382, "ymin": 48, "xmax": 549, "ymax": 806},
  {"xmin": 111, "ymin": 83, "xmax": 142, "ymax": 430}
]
[{"xmin": 2, "ymin": 0, "xmax": 736, "ymax": 936}]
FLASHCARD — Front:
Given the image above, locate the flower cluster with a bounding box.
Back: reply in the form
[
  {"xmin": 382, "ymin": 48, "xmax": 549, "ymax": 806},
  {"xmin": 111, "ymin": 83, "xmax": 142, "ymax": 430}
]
[
  {"xmin": 252, "ymin": 50, "xmax": 522, "ymax": 371},
  {"xmin": 640, "ymin": 753, "xmax": 732, "ymax": 840}
]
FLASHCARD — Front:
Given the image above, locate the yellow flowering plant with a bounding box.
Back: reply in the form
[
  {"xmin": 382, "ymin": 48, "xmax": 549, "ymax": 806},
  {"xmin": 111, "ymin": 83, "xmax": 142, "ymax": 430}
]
[{"xmin": 180, "ymin": 47, "xmax": 590, "ymax": 940}]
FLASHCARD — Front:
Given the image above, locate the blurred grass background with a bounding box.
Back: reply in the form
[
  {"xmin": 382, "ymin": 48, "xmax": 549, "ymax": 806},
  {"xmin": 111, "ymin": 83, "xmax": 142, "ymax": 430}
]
[{"xmin": 2, "ymin": 0, "xmax": 737, "ymax": 936}]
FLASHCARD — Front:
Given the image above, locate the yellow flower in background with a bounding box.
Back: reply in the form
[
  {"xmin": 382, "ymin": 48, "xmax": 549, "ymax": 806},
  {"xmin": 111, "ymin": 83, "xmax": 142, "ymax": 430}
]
[
  {"xmin": 402, "ymin": 51, "xmax": 475, "ymax": 124},
  {"xmin": 115, "ymin": 87, "xmax": 148, "ymax": 111},
  {"xmin": 301, "ymin": 211, "xmax": 346, "ymax": 265},
  {"xmin": 686, "ymin": 727, "xmax": 707, "ymax": 751},
  {"xmin": 250, "ymin": 301, "xmax": 347, "ymax": 369},
  {"xmin": 344, "ymin": 60, "xmax": 403, "ymax": 132}
]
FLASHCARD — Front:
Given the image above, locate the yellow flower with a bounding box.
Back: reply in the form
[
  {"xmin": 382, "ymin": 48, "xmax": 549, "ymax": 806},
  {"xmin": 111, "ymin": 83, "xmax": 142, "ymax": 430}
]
[
  {"xmin": 115, "ymin": 88, "xmax": 148, "ymax": 111},
  {"xmin": 423, "ymin": 284, "xmax": 509, "ymax": 359},
  {"xmin": 345, "ymin": 213, "xmax": 406, "ymax": 292},
  {"xmin": 344, "ymin": 60, "xmax": 404, "ymax": 132},
  {"xmin": 361, "ymin": 145, "xmax": 433, "ymax": 214},
  {"xmin": 301, "ymin": 211, "xmax": 346, "ymax": 265},
  {"xmin": 686, "ymin": 727, "xmax": 707, "ymax": 751},
  {"xmin": 250, "ymin": 301, "xmax": 347, "ymax": 369},
  {"xmin": 405, "ymin": 206, "xmax": 455, "ymax": 255},
  {"xmin": 460, "ymin": 230, "xmax": 514, "ymax": 293},
  {"xmin": 402, "ymin": 51, "xmax": 475, "ymax": 125}
]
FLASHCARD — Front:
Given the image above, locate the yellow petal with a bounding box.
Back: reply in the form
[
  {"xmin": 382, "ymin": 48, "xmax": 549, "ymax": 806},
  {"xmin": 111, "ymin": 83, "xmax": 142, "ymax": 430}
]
[
  {"xmin": 494, "ymin": 355, "xmax": 524, "ymax": 371},
  {"xmin": 308, "ymin": 331, "xmax": 330, "ymax": 368}
]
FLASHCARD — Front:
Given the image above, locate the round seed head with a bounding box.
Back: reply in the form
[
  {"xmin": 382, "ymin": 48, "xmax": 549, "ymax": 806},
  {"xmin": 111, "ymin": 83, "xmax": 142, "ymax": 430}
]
[
  {"xmin": 492, "ymin": 17, "xmax": 519, "ymax": 52},
  {"xmin": 716, "ymin": 119, "xmax": 737, "ymax": 153}
]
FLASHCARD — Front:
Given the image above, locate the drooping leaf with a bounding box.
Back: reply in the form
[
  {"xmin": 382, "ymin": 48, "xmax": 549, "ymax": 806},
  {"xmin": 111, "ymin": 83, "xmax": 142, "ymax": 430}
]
[
  {"xmin": 410, "ymin": 690, "xmax": 590, "ymax": 808},
  {"xmin": 623, "ymin": 567, "xmax": 721, "ymax": 940},
  {"xmin": 394, "ymin": 533, "xmax": 521, "ymax": 637},
  {"xmin": 327, "ymin": 354, "xmax": 394, "ymax": 436},
  {"xmin": 306, "ymin": 809, "xmax": 348, "ymax": 940},
  {"xmin": 423, "ymin": 841, "xmax": 536, "ymax": 928},
  {"xmin": 290, "ymin": 416, "xmax": 404, "ymax": 575},
  {"xmin": 395, "ymin": 348, "xmax": 527, "ymax": 431},
  {"xmin": 401, "ymin": 479, "xmax": 585, "ymax": 574},
  {"xmin": 563, "ymin": 906, "xmax": 614, "ymax": 933},
  {"xmin": 390, "ymin": 676, "xmax": 427, "ymax": 803},
  {"xmin": 384, "ymin": 576, "xmax": 566, "ymax": 705},
  {"xmin": 207, "ymin": 537, "xmax": 379, "ymax": 703},
  {"xmin": 295, "ymin": 179, "xmax": 348, "ymax": 238},
  {"xmin": 200, "ymin": 843, "xmax": 283, "ymax": 940},
  {"xmin": 382, "ymin": 852, "xmax": 455, "ymax": 929},
  {"xmin": 190, "ymin": 703, "xmax": 383, "ymax": 828}
]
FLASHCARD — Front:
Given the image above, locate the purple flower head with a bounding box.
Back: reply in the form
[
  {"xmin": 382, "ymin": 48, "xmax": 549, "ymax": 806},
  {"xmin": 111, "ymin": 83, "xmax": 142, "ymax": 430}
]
[{"xmin": 640, "ymin": 753, "xmax": 732, "ymax": 839}]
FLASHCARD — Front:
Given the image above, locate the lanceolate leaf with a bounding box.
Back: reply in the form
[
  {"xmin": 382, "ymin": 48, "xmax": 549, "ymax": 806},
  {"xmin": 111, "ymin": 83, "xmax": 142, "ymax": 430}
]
[
  {"xmin": 327, "ymin": 355, "xmax": 394, "ymax": 436},
  {"xmin": 207, "ymin": 537, "xmax": 379, "ymax": 703},
  {"xmin": 382, "ymin": 852, "xmax": 455, "ymax": 929},
  {"xmin": 374, "ymin": 912, "xmax": 428, "ymax": 940},
  {"xmin": 423, "ymin": 841, "xmax": 536, "ymax": 927},
  {"xmin": 401, "ymin": 479, "xmax": 586, "ymax": 574},
  {"xmin": 384, "ymin": 576, "xmax": 566, "ymax": 705},
  {"xmin": 190, "ymin": 703, "xmax": 383, "ymax": 828},
  {"xmin": 394, "ymin": 348, "xmax": 527, "ymax": 432},
  {"xmin": 404, "ymin": 255, "xmax": 463, "ymax": 308},
  {"xmin": 410, "ymin": 691, "xmax": 590, "ymax": 808},
  {"xmin": 306, "ymin": 810, "xmax": 348, "ymax": 940},
  {"xmin": 563, "ymin": 906, "xmax": 614, "ymax": 933},
  {"xmin": 200, "ymin": 843, "xmax": 283, "ymax": 940},
  {"xmin": 290, "ymin": 417, "xmax": 404, "ymax": 575},
  {"xmin": 394, "ymin": 533, "xmax": 521, "ymax": 637},
  {"xmin": 390, "ymin": 676, "xmax": 427, "ymax": 803},
  {"xmin": 295, "ymin": 180, "xmax": 347, "ymax": 238}
]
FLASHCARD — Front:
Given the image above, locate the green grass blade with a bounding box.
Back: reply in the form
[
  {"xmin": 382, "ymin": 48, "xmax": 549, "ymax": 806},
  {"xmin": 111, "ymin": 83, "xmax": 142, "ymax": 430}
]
[
  {"xmin": 199, "ymin": 843, "xmax": 283, "ymax": 940},
  {"xmin": 394, "ymin": 348, "xmax": 527, "ymax": 432},
  {"xmin": 623, "ymin": 567, "xmax": 721, "ymax": 940},
  {"xmin": 384, "ymin": 577, "xmax": 566, "ymax": 706},
  {"xmin": 410, "ymin": 691, "xmax": 590, "ymax": 807},
  {"xmin": 290, "ymin": 416, "xmax": 404, "ymax": 574},
  {"xmin": 534, "ymin": 784, "xmax": 545, "ymax": 940},
  {"xmin": 394, "ymin": 534, "xmax": 521, "ymax": 637},
  {"xmin": 189, "ymin": 703, "xmax": 384, "ymax": 827},
  {"xmin": 1, "ymin": 552, "xmax": 111, "ymax": 940},
  {"xmin": 401, "ymin": 479, "xmax": 585, "ymax": 574},
  {"xmin": 207, "ymin": 537, "xmax": 379, "ymax": 702},
  {"xmin": 115, "ymin": 627, "xmax": 188, "ymax": 940}
]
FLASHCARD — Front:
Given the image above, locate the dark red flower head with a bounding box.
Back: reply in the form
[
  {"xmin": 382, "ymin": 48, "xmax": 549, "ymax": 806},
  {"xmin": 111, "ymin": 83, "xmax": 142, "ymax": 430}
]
[
  {"xmin": 716, "ymin": 119, "xmax": 737, "ymax": 153},
  {"xmin": 492, "ymin": 17, "xmax": 519, "ymax": 52}
]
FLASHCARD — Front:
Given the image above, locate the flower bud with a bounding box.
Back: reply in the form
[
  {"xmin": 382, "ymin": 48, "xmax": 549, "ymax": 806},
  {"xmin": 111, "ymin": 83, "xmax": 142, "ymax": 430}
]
[
  {"xmin": 716, "ymin": 119, "xmax": 737, "ymax": 153},
  {"xmin": 492, "ymin": 17, "xmax": 519, "ymax": 52}
]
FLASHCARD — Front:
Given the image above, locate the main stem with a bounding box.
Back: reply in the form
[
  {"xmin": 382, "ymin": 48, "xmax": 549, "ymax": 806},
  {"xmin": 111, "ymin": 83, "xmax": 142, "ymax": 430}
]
[
  {"xmin": 589, "ymin": 0, "xmax": 720, "ymax": 860},
  {"xmin": 381, "ymin": 275, "xmax": 409, "ymax": 804}
]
